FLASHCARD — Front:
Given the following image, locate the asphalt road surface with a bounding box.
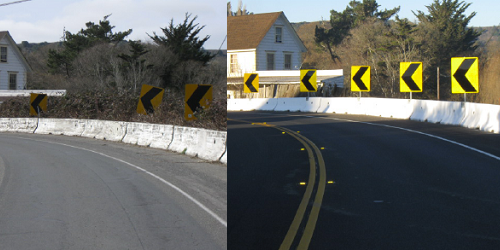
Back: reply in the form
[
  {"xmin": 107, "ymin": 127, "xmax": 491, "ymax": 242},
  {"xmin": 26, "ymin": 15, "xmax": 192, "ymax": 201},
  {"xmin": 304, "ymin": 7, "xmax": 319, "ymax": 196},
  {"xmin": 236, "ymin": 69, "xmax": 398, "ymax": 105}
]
[
  {"xmin": 0, "ymin": 133, "xmax": 226, "ymax": 250},
  {"xmin": 228, "ymin": 111, "xmax": 500, "ymax": 250}
]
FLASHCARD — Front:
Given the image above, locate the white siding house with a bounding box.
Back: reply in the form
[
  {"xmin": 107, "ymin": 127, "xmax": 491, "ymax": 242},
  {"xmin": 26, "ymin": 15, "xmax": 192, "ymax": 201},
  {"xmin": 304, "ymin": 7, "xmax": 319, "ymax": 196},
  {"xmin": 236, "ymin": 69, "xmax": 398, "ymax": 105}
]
[
  {"xmin": 0, "ymin": 31, "xmax": 32, "ymax": 90},
  {"xmin": 227, "ymin": 12, "xmax": 307, "ymax": 77}
]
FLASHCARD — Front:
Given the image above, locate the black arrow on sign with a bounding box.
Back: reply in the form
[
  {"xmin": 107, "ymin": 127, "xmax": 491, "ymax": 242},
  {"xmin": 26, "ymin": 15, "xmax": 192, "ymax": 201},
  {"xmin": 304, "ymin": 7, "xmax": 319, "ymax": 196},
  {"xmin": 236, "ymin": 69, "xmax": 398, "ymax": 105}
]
[
  {"xmin": 141, "ymin": 87, "xmax": 163, "ymax": 114},
  {"xmin": 31, "ymin": 94, "xmax": 47, "ymax": 114},
  {"xmin": 402, "ymin": 63, "xmax": 421, "ymax": 91},
  {"xmin": 352, "ymin": 67, "xmax": 369, "ymax": 90},
  {"xmin": 301, "ymin": 70, "xmax": 316, "ymax": 91},
  {"xmin": 245, "ymin": 74, "xmax": 258, "ymax": 92},
  {"xmin": 187, "ymin": 85, "xmax": 211, "ymax": 113},
  {"xmin": 453, "ymin": 58, "xmax": 477, "ymax": 92}
]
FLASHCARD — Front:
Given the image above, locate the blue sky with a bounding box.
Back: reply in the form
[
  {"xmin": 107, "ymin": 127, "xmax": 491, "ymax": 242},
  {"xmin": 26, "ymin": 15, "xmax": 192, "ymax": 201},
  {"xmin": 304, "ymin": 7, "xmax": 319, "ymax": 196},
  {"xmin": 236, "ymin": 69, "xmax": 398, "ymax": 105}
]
[
  {"xmin": 234, "ymin": 0, "xmax": 497, "ymax": 27},
  {"xmin": 0, "ymin": 0, "xmax": 227, "ymax": 49}
]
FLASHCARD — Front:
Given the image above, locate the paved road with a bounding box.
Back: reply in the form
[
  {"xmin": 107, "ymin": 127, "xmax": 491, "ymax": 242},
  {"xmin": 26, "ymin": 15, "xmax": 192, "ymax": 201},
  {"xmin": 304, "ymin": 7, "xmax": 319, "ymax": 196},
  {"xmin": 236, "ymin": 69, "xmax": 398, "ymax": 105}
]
[
  {"xmin": 0, "ymin": 133, "xmax": 226, "ymax": 250},
  {"xmin": 228, "ymin": 111, "xmax": 500, "ymax": 250}
]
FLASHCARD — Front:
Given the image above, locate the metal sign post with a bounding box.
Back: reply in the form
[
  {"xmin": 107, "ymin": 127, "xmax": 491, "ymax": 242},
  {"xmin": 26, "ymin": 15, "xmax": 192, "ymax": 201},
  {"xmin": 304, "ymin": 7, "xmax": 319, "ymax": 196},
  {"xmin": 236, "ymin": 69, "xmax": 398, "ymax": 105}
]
[{"xmin": 437, "ymin": 67, "xmax": 440, "ymax": 100}]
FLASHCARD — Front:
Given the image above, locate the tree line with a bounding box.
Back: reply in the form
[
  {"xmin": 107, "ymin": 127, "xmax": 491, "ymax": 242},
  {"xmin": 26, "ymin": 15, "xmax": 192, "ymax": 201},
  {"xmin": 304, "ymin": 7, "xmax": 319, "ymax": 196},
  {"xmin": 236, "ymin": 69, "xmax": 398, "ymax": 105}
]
[
  {"xmin": 312, "ymin": 0, "xmax": 483, "ymax": 101},
  {"xmin": 22, "ymin": 13, "xmax": 226, "ymax": 100}
]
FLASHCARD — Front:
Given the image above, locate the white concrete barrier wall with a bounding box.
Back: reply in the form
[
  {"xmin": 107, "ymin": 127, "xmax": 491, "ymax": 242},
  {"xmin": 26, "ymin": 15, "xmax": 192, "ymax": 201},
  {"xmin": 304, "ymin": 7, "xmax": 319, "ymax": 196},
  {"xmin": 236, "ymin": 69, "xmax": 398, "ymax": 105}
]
[
  {"xmin": 228, "ymin": 97, "xmax": 500, "ymax": 134},
  {"xmin": 259, "ymin": 98, "xmax": 278, "ymax": 111},
  {"xmin": 227, "ymin": 98, "xmax": 278, "ymax": 111},
  {"xmin": 122, "ymin": 122, "xmax": 174, "ymax": 148},
  {"xmin": 322, "ymin": 97, "xmax": 359, "ymax": 114},
  {"xmin": 461, "ymin": 103, "xmax": 500, "ymax": 133},
  {"xmin": 94, "ymin": 120, "xmax": 127, "ymax": 142},
  {"xmin": 148, "ymin": 124, "xmax": 174, "ymax": 150},
  {"xmin": 274, "ymin": 98, "xmax": 302, "ymax": 112},
  {"xmin": 410, "ymin": 100, "xmax": 464, "ymax": 125},
  {"xmin": 0, "ymin": 118, "xmax": 38, "ymax": 133},
  {"xmin": 35, "ymin": 118, "xmax": 86, "ymax": 136},
  {"xmin": 80, "ymin": 120, "xmax": 104, "ymax": 139},
  {"xmin": 167, "ymin": 127, "xmax": 226, "ymax": 162},
  {"xmin": 0, "ymin": 118, "xmax": 226, "ymax": 164}
]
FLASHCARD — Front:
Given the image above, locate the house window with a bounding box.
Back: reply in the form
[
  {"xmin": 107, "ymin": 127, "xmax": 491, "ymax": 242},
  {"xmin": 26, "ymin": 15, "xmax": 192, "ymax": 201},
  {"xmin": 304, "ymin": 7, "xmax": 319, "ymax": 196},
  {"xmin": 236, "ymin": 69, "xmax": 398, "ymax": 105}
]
[
  {"xmin": 275, "ymin": 27, "xmax": 282, "ymax": 43},
  {"xmin": 1, "ymin": 47, "xmax": 7, "ymax": 63},
  {"xmin": 267, "ymin": 53, "xmax": 275, "ymax": 70},
  {"xmin": 9, "ymin": 72, "xmax": 17, "ymax": 90},
  {"xmin": 230, "ymin": 54, "xmax": 238, "ymax": 74},
  {"xmin": 284, "ymin": 54, "xmax": 292, "ymax": 70}
]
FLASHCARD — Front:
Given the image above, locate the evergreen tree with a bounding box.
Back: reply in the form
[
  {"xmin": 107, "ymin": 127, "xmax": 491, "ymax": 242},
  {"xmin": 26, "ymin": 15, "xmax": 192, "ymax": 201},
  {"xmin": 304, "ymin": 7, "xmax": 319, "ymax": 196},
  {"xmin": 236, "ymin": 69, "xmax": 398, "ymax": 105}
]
[
  {"xmin": 148, "ymin": 13, "xmax": 214, "ymax": 64},
  {"xmin": 414, "ymin": 0, "xmax": 480, "ymax": 66},
  {"xmin": 315, "ymin": 0, "xmax": 399, "ymax": 63},
  {"xmin": 413, "ymin": 0, "xmax": 481, "ymax": 98},
  {"xmin": 47, "ymin": 15, "xmax": 132, "ymax": 76},
  {"xmin": 148, "ymin": 13, "xmax": 215, "ymax": 90}
]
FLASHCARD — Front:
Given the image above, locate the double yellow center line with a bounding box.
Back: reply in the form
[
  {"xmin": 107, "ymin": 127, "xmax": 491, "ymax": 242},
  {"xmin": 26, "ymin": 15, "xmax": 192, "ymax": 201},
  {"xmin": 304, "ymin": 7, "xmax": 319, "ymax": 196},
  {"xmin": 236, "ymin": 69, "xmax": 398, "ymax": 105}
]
[
  {"xmin": 229, "ymin": 118, "xmax": 327, "ymax": 249},
  {"xmin": 277, "ymin": 126, "xmax": 326, "ymax": 250}
]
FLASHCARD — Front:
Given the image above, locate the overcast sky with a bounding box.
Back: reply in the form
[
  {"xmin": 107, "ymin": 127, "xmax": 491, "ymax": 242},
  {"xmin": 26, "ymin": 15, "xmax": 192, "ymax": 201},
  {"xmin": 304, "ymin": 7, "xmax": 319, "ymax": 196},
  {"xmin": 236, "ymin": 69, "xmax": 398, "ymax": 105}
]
[
  {"xmin": 0, "ymin": 0, "xmax": 227, "ymax": 49},
  {"xmin": 237, "ymin": 0, "xmax": 498, "ymax": 27}
]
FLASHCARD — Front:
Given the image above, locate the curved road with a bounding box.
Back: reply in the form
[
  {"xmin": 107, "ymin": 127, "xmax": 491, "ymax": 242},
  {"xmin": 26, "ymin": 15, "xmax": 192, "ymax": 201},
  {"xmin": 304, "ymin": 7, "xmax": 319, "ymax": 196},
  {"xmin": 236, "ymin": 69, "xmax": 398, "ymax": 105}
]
[
  {"xmin": 228, "ymin": 111, "xmax": 500, "ymax": 250},
  {"xmin": 0, "ymin": 133, "xmax": 226, "ymax": 249}
]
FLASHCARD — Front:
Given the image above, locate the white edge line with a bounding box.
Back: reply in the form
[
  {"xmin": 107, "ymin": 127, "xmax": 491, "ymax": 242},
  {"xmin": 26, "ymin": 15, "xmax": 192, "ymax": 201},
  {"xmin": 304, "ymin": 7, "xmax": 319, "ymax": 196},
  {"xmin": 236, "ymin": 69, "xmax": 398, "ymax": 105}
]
[
  {"xmin": 317, "ymin": 116, "xmax": 500, "ymax": 162},
  {"xmin": 12, "ymin": 136, "xmax": 228, "ymax": 227}
]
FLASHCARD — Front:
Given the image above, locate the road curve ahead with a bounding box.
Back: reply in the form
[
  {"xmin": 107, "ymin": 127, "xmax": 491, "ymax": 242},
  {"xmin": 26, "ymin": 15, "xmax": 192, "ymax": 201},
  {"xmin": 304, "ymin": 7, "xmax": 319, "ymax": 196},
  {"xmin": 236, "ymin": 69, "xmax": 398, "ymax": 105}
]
[
  {"xmin": 0, "ymin": 133, "xmax": 226, "ymax": 250},
  {"xmin": 228, "ymin": 111, "xmax": 500, "ymax": 250}
]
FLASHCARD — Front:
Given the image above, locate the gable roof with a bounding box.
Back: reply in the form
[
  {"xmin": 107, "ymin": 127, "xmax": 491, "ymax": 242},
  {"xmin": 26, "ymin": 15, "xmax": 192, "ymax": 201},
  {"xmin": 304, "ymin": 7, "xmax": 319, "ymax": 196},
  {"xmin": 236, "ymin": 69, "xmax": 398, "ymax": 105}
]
[
  {"xmin": 228, "ymin": 12, "xmax": 282, "ymax": 50},
  {"xmin": 0, "ymin": 31, "xmax": 32, "ymax": 72},
  {"xmin": 229, "ymin": 11, "xmax": 308, "ymax": 52}
]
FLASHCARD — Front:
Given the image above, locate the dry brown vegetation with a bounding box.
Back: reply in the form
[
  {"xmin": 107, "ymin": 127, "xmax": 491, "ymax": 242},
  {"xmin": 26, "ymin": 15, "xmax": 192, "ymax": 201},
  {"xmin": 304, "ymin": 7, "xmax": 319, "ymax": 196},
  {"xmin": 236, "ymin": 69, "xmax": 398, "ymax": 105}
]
[
  {"xmin": 0, "ymin": 90, "xmax": 227, "ymax": 131},
  {"xmin": 6, "ymin": 42, "xmax": 227, "ymax": 131}
]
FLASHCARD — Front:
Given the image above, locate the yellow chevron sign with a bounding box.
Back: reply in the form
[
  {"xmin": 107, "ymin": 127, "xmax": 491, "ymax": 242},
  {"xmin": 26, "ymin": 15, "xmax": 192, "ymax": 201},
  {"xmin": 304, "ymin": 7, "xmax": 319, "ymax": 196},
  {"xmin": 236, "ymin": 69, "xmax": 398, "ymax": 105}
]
[
  {"xmin": 451, "ymin": 57, "xmax": 479, "ymax": 93},
  {"xmin": 400, "ymin": 62, "xmax": 423, "ymax": 92},
  {"xmin": 30, "ymin": 93, "xmax": 47, "ymax": 116},
  {"xmin": 351, "ymin": 66, "xmax": 370, "ymax": 92},
  {"xmin": 300, "ymin": 69, "xmax": 317, "ymax": 92},
  {"xmin": 137, "ymin": 84, "xmax": 164, "ymax": 115},
  {"xmin": 185, "ymin": 84, "xmax": 212, "ymax": 120},
  {"xmin": 244, "ymin": 73, "xmax": 259, "ymax": 93}
]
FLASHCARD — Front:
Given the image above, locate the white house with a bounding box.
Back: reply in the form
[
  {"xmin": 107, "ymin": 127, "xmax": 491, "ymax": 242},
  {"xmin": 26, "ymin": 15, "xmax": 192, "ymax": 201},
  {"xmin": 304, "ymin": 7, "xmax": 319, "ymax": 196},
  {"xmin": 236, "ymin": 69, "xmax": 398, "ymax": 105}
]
[
  {"xmin": 227, "ymin": 12, "xmax": 307, "ymax": 77},
  {"xmin": 0, "ymin": 31, "xmax": 32, "ymax": 90}
]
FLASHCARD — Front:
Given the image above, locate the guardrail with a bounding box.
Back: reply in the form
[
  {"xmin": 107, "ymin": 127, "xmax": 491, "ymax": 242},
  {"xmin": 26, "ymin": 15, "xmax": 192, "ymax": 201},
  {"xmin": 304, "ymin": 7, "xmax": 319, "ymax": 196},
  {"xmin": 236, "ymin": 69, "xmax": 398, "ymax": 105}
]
[
  {"xmin": 228, "ymin": 97, "xmax": 500, "ymax": 134},
  {"xmin": 0, "ymin": 118, "xmax": 227, "ymax": 164}
]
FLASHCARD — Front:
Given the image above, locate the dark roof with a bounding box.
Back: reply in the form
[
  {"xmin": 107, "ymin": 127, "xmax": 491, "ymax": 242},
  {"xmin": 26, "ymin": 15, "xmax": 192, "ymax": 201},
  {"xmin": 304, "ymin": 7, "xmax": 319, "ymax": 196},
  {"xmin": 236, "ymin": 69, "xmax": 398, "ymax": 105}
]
[{"xmin": 227, "ymin": 12, "xmax": 282, "ymax": 50}]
